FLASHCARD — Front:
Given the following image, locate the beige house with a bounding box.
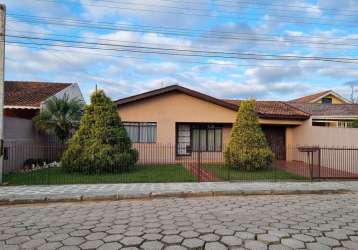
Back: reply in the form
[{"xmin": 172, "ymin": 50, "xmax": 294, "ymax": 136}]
[
  {"xmin": 116, "ymin": 85, "xmax": 358, "ymax": 164},
  {"xmin": 116, "ymin": 85, "xmax": 311, "ymax": 162}
]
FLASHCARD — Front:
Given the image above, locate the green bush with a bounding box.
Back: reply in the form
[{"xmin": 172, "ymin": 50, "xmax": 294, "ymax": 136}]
[
  {"xmin": 225, "ymin": 100, "xmax": 273, "ymax": 171},
  {"xmin": 61, "ymin": 90, "xmax": 138, "ymax": 173}
]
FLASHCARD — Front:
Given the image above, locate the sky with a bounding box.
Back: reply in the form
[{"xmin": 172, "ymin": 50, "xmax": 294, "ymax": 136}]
[{"xmin": 3, "ymin": 0, "xmax": 358, "ymax": 102}]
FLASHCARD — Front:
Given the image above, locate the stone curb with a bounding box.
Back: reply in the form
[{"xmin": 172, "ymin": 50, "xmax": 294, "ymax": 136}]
[{"xmin": 0, "ymin": 189, "xmax": 351, "ymax": 206}]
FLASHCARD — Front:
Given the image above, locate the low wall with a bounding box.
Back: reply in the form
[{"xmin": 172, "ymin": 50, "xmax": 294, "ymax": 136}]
[{"xmin": 289, "ymin": 118, "xmax": 358, "ymax": 175}]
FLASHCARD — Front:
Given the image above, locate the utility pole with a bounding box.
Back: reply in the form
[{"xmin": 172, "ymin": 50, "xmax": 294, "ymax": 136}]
[{"xmin": 0, "ymin": 4, "xmax": 5, "ymax": 184}]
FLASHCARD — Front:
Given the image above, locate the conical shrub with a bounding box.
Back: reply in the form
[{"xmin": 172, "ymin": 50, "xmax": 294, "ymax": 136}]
[
  {"xmin": 61, "ymin": 90, "xmax": 138, "ymax": 173},
  {"xmin": 225, "ymin": 99, "xmax": 273, "ymax": 171}
]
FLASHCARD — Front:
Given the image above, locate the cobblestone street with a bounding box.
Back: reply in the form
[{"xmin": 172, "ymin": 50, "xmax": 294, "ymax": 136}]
[{"xmin": 1, "ymin": 194, "xmax": 358, "ymax": 250}]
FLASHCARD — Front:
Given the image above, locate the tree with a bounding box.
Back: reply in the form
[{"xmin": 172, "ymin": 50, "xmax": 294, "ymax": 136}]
[
  {"xmin": 224, "ymin": 99, "xmax": 273, "ymax": 171},
  {"xmin": 351, "ymin": 119, "xmax": 358, "ymax": 128},
  {"xmin": 61, "ymin": 90, "xmax": 138, "ymax": 173},
  {"xmin": 33, "ymin": 94, "xmax": 83, "ymax": 142}
]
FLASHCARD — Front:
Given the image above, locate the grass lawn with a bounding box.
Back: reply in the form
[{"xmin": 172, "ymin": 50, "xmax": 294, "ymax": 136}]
[
  {"xmin": 204, "ymin": 164, "xmax": 307, "ymax": 181},
  {"xmin": 4, "ymin": 164, "xmax": 196, "ymax": 185}
]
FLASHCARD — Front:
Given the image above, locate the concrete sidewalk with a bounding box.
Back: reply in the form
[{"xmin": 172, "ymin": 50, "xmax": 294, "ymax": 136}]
[{"xmin": 1, "ymin": 181, "xmax": 358, "ymax": 205}]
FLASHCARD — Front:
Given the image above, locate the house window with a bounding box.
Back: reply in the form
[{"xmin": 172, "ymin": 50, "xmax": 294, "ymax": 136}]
[
  {"xmin": 123, "ymin": 122, "xmax": 157, "ymax": 143},
  {"xmin": 192, "ymin": 125, "xmax": 222, "ymax": 152},
  {"xmin": 322, "ymin": 97, "xmax": 332, "ymax": 104}
]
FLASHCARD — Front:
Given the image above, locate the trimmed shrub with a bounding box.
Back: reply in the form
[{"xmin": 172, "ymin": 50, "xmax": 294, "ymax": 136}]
[
  {"xmin": 225, "ymin": 99, "xmax": 273, "ymax": 171},
  {"xmin": 61, "ymin": 90, "xmax": 138, "ymax": 173}
]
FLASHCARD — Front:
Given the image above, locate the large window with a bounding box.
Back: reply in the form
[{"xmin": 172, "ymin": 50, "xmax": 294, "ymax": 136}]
[
  {"xmin": 123, "ymin": 122, "xmax": 157, "ymax": 143},
  {"xmin": 192, "ymin": 125, "xmax": 222, "ymax": 152}
]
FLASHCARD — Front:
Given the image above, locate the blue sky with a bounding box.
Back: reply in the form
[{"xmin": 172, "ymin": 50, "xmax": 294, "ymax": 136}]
[{"xmin": 3, "ymin": 0, "xmax": 358, "ymax": 102}]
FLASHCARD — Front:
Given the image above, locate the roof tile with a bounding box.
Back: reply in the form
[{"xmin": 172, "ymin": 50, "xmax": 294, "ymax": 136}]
[{"xmin": 5, "ymin": 81, "xmax": 72, "ymax": 107}]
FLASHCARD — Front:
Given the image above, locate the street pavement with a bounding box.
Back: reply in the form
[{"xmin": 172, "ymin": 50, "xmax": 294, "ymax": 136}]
[{"xmin": 1, "ymin": 193, "xmax": 358, "ymax": 249}]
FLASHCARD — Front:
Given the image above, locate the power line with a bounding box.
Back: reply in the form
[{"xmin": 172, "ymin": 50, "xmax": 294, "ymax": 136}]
[
  {"xmin": 10, "ymin": 13, "xmax": 358, "ymax": 44},
  {"xmin": 32, "ymin": 0, "xmax": 358, "ymax": 27},
  {"xmin": 7, "ymin": 27, "xmax": 358, "ymax": 50},
  {"xmin": 8, "ymin": 42, "xmax": 358, "ymax": 70},
  {"xmin": 8, "ymin": 16, "xmax": 358, "ymax": 51},
  {"xmin": 6, "ymin": 38, "xmax": 358, "ymax": 64}
]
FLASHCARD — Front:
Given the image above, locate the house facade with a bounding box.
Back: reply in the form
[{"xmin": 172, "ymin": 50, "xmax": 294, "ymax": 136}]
[
  {"xmin": 289, "ymin": 90, "xmax": 358, "ymax": 128},
  {"xmin": 4, "ymin": 81, "xmax": 84, "ymax": 143},
  {"xmin": 116, "ymin": 85, "xmax": 310, "ymax": 162},
  {"xmin": 3, "ymin": 81, "xmax": 84, "ymax": 173}
]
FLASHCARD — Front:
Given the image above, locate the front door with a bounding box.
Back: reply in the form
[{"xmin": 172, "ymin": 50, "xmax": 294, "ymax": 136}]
[
  {"xmin": 176, "ymin": 124, "xmax": 191, "ymax": 156},
  {"xmin": 261, "ymin": 126, "xmax": 286, "ymax": 160}
]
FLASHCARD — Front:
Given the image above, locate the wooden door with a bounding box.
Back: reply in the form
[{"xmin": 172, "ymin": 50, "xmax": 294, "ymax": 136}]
[{"xmin": 261, "ymin": 126, "xmax": 286, "ymax": 160}]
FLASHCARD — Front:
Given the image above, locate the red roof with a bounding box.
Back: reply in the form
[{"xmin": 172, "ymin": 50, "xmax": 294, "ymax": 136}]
[
  {"xmin": 5, "ymin": 81, "xmax": 72, "ymax": 108},
  {"xmin": 289, "ymin": 90, "xmax": 332, "ymax": 103},
  {"xmin": 224, "ymin": 100, "xmax": 309, "ymax": 120},
  {"xmin": 116, "ymin": 85, "xmax": 310, "ymax": 120}
]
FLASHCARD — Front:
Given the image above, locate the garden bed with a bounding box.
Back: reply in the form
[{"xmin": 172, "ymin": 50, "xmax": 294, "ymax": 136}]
[{"xmin": 4, "ymin": 164, "xmax": 196, "ymax": 185}]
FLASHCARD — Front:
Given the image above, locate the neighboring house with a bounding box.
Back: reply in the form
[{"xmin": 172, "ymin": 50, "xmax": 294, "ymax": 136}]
[
  {"xmin": 289, "ymin": 90, "xmax": 351, "ymax": 105},
  {"xmin": 289, "ymin": 90, "xmax": 358, "ymax": 128},
  {"xmin": 116, "ymin": 85, "xmax": 310, "ymax": 161},
  {"xmin": 3, "ymin": 81, "xmax": 84, "ymax": 173},
  {"xmin": 4, "ymin": 80, "xmax": 83, "ymax": 143}
]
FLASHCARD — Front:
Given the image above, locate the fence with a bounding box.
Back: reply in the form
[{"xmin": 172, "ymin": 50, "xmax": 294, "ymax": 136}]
[{"xmin": 2, "ymin": 142, "xmax": 358, "ymax": 185}]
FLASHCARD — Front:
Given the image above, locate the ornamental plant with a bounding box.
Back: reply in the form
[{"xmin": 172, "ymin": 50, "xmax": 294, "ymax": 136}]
[
  {"xmin": 224, "ymin": 99, "xmax": 273, "ymax": 171},
  {"xmin": 61, "ymin": 90, "xmax": 138, "ymax": 173}
]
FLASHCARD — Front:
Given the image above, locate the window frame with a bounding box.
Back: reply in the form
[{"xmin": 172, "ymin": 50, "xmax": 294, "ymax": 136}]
[
  {"xmin": 321, "ymin": 97, "xmax": 333, "ymax": 104},
  {"xmin": 122, "ymin": 122, "xmax": 157, "ymax": 143},
  {"xmin": 191, "ymin": 124, "xmax": 223, "ymax": 152}
]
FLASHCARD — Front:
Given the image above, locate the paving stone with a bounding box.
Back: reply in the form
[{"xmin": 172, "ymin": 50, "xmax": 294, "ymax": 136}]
[
  {"xmin": 269, "ymin": 244, "xmax": 293, "ymax": 250},
  {"xmin": 85, "ymin": 232, "xmax": 107, "ymax": 241},
  {"xmin": 103, "ymin": 234, "xmax": 123, "ymax": 242},
  {"xmin": 21, "ymin": 239, "xmax": 46, "ymax": 249},
  {"xmin": 6, "ymin": 236, "xmax": 31, "ymax": 245},
  {"xmin": 306, "ymin": 242, "xmax": 331, "ymax": 250},
  {"xmin": 204, "ymin": 242, "xmax": 227, "ymax": 250},
  {"xmin": 325, "ymin": 231, "xmax": 349, "ymax": 240},
  {"xmin": 62, "ymin": 237, "xmax": 86, "ymax": 246},
  {"xmin": 58, "ymin": 246, "xmax": 80, "ymax": 250},
  {"xmin": 245, "ymin": 240, "xmax": 268, "ymax": 250},
  {"xmin": 199, "ymin": 234, "xmax": 220, "ymax": 242},
  {"xmin": 182, "ymin": 238, "xmax": 204, "ymax": 249},
  {"xmin": 161, "ymin": 235, "xmax": 183, "ymax": 244},
  {"xmin": 281, "ymin": 238, "xmax": 305, "ymax": 249},
  {"xmin": 316, "ymin": 236, "xmax": 341, "ymax": 247},
  {"xmin": 48, "ymin": 234, "xmax": 70, "ymax": 242},
  {"xmin": 220, "ymin": 236, "xmax": 242, "ymax": 247},
  {"xmin": 164, "ymin": 246, "xmax": 187, "ymax": 250},
  {"xmin": 97, "ymin": 242, "xmax": 122, "ymax": 250},
  {"xmin": 342, "ymin": 240, "xmax": 358, "ymax": 249},
  {"xmin": 257, "ymin": 234, "xmax": 280, "ymax": 244},
  {"xmin": 141, "ymin": 241, "xmax": 164, "ymax": 250},
  {"xmin": 38, "ymin": 242, "xmax": 63, "ymax": 250},
  {"xmin": 80, "ymin": 240, "xmax": 104, "ymax": 249},
  {"xmin": 120, "ymin": 237, "xmax": 144, "ymax": 247},
  {"xmin": 215, "ymin": 228, "xmax": 234, "ymax": 236},
  {"xmin": 292, "ymin": 234, "xmax": 315, "ymax": 243},
  {"xmin": 235, "ymin": 231, "xmax": 255, "ymax": 240},
  {"xmin": 180, "ymin": 231, "xmax": 199, "ymax": 238}
]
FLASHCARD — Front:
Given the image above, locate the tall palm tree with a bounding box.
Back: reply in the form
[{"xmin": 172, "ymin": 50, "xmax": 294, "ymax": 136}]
[{"xmin": 33, "ymin": 94, "xmax": 84, "ymax": 142}]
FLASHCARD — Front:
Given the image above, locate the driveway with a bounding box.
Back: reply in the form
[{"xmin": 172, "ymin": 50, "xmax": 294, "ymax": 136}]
[{"xmin": 1, "ymin": 194, "xmax": 358, "ymax": 249}]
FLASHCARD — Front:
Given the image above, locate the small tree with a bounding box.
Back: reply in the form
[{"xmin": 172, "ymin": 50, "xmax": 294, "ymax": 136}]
[
  {"xmin": 33, "ymin": 94, "xmax": 83, "ymax": 142},
  {"xmin": 351, "ymin": 119, "xmax": 358, "ymax": 128},
  {"xmin": 61, "ymin": 90, "xmax": 138, "ymax": 173},
  {"xmin": 225, "ymin": 100, "xmax": 273, "ymax": 171}
]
